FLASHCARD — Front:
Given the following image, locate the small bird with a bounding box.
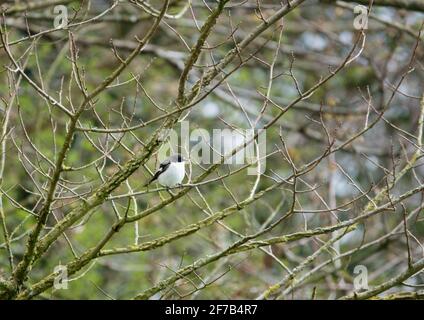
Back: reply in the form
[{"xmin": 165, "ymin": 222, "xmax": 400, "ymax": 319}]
[{"xmin": 145, "ymin": 154, "xmax": 187, "ymax": 188}]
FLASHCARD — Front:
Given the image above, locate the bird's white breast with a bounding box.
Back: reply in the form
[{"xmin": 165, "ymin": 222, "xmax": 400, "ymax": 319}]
[{"xmin": 158, "ymin": 162, "xmax": 185, "ymax": 187}]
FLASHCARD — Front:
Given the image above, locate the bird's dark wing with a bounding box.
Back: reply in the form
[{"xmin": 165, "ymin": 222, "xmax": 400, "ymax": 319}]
[{"xmin": 145, "ymin": 159, "xmax": 170, "ymax": 186}]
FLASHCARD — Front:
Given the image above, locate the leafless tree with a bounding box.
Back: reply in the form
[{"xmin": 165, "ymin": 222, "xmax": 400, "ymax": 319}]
[{"xmin": 0, "ymin": 0, "xmax": 423, "ymax": 300}]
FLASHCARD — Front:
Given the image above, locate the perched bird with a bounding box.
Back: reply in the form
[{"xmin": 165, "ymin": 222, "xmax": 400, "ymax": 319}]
[{"xmin": 145, "ymin": 154, "xmax": 187, "ymax": 188}]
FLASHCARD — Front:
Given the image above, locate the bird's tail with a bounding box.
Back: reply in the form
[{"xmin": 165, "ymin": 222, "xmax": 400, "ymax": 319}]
[{"xmin": 143, "ymin": 175, "xmax": 158, "ymax": 187}]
